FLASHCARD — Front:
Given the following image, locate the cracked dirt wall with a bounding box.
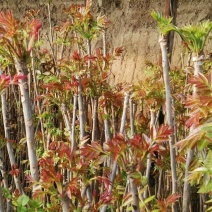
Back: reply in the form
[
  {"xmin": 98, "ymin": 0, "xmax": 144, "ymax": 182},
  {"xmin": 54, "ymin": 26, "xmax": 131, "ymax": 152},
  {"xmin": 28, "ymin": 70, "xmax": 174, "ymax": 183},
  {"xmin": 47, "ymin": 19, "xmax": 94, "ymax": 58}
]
[{"xmin": 0, "ymin": 0, "xmax": 211, "ymax": 83}]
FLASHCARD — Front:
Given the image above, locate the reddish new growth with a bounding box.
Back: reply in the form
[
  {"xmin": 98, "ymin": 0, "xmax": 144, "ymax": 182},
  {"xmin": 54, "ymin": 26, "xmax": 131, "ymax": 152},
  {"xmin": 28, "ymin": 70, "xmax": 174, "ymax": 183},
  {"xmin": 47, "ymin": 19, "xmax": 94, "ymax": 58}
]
[{"xmin": 27, "ymin": 19, "xmax": 42, "ymax": 51}]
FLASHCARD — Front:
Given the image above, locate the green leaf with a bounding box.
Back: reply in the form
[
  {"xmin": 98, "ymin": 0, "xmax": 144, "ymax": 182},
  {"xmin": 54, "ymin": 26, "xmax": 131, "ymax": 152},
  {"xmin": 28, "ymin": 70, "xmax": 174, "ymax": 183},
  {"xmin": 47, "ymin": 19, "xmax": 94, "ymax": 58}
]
[
  {"xmin": 151, "ymin": 11, "xmax": 174, "ymax": 35},
  {"xmin": 17, "ymin": 206, "xmax": 27, "ymax": 212},
  {"xmin": 206, "ymin": 206, "xmax": 212, "ymax": 212},
  {"xmin": 198, "ymin": 181, "xmax": 212, "ymax": 193},
  {"xmin": 204, "ymin": 150, "xmax": 212, "ymax": 168},
  {"xmin": 28, "ymin": 199, "xmax": 43, "ymax": 209},
  {"xmin": 206, "ymin": 199, "xmax": 212, "ymax": 204},
  {"xmin": 17, "ymin": 194, "xmax": 29, "ymax": 206},
  {"xmin": 144, "ymin": 195, "xmax": 155, "ymax": 204},
  {"xmin": 139, "ymin": 195, "xmax": 155, "ymax": 208}
]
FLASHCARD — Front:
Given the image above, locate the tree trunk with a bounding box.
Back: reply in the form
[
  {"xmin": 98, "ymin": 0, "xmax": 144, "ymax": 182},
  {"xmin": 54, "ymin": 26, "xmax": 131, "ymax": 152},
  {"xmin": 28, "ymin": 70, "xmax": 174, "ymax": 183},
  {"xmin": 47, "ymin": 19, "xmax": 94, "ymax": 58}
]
[
  {"xmin": 101, "ymin": 93, "xmax": 129, "ymax": 212},
  {"xmin": 159, "ymin": 36, "xmax": 177, "ymax": 211},
  {"xmin": 61, "ymin": 194, "xmax": 70, "ymax": 212},
  {"xmin": 71, "ymin": 94, "xmax": 78, "ymax": 152},
  {"xmin": 92, "ymin": 97, "xmax": 98, "ymax": 141},
  {"xmin": 182, "ymin": 55, "xmax": 204, "ymax": 212},
  {"xmin": 1, "ymin": 91, "xmax": 23, "ymax": 194},
  {"xmin": 0, "ymin": 183, "xmax": 4, "ymax": 212},
  {"xmin": 14, "ymin": 59, "xmax": 39, "ymax": 187},
  {"xmin": 0, "ymin": 149, "xmax": 12, "ymax": 212},
  {"xmin": 144, "ymin": 109, "xmax": 156, "ymax": 199},
  {"xmin": 77, "ymin": 78, "xmax": 92, "ymax": 204},
  {"xmin": 129, "ymin": 97, "xmax": 139, "ymax": 211}
]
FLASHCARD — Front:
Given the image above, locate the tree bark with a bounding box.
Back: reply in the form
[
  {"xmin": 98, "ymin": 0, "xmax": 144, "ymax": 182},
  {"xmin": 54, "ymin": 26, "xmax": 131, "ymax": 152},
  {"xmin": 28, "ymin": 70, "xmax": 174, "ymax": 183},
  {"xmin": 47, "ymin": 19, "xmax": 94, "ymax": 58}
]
[
  {"xmin": 182, "ymin": 55, "xmax": 204, "ymax": 212},
  {"xmin": 101, "ymin": 93, "xmax": 129, "ymax": 212},
  {"xmin": 71, "ymin": 94, "xmax": 78, "ymax": 152},
  {"xmin": 0, "ymin": 149, "xmax": 12, "ymax": 212},
  {"xmin": 14, "ymin": 59, "xmax": 39, "ymax": 187},
  {"xmin": 0, "ymin": 183, "xmax": 4, "ymax": 212},
  {"xmin": 159, "ymin": 36, "xmax": 178, "ymax": 211},
  {"xmin": 144, "ymin": 109, "xmax": 156, "ymax": 199},
  {"xmin": 1, "ymin": 91, "xmax": 23, "ymax": 194},
  {"xmin": 129, "ymin": 97, "xmax": 139, "ymax": 211}
]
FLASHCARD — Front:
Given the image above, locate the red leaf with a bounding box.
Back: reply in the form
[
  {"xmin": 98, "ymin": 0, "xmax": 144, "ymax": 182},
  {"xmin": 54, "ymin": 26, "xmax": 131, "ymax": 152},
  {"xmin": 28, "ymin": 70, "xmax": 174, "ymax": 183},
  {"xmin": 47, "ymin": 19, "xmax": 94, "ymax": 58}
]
[
  {"xmin": 12, "ymin": 73, "xmax": 27, "ymax": 84},
  {"xmin": 84, "ymin": 54, "xmax": 97, "ymax": 62},
  {"xmin": 66, "ymin": 177, "xmax": 81, "ymax": 200},
  {"xmin": 199, "ymin": 96, "xmax": 212, "ymax": 106},
  {"xmin": 99, "ymin": 191, "xmax": 113, "ymax": 205},
  {"xmin": 29, "ymin": 19, "xmax": 42, "ymax": 38},
  {"xmin": 0, "ymin": 74, "xmax": 11, "ymax": 89},
  {"xmin": 188, "ymin": 72, "xmax": 210, "ymax": 91},
  {"xmin": 96, "ymin": 176, "xmax": 112, "ymax": 191},
  {"xmin": 72, "ymin": 50, "xmax": 81, "ymax": 61},
  {"xmin": 0, "ymin": 10, "xmax": 18, "ymax": 37},
  {"xmin": 114, "ymin": 47, "xmax": 124, "ymax": 56},
  {"xmin": 42, "ymin": 82, "xmax": 62, "ymax": 91},
  {"xmin": 165, "ymin": 193, "xmax": 180, "ymax": 206},
  {"xmin": 158, "ymin": 193, "xmax": 180, "ymax": 211},
  {"xmin": 9, "ymin": 164, "xmax": 20, "ymax": 176},
  {"xmin": 81, "ymin": 77, "xmax": 90, "ymax": 89},
  {"xmin": 185, "ymin": 95, "xmax": 200, "ymax": 109},
  {"xmin": 59, "ymin": 143, "xmax": 72, "ymax": 160},
  {"xmin": 80, "ymin": 141, "xmax": 103, "ymax": 160},
  {"xmin": 27, "ymin": 19, "xmax": 42, "ymax": 51},
  {"xmin": 185, "ymin": 111, "xmax": 200, "ymax": 128},
  {"xmin": 155, "ymin": 125, "xmax": 174, "ymax": 142},
  {"xmin": 34, "ymin": 95, "xmax": 45, "ymax": 102},
  {"xmin": 106, "ymin": 134, "xmax": 127, "ymax": 160}
]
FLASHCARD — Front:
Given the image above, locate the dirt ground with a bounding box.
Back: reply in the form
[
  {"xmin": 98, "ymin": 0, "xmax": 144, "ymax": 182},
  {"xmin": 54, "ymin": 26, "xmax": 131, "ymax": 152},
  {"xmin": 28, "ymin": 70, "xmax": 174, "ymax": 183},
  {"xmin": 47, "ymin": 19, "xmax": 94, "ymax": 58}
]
[{"xmin": 0, "ymin": 0, "xmax": 211, "ymax": 83}]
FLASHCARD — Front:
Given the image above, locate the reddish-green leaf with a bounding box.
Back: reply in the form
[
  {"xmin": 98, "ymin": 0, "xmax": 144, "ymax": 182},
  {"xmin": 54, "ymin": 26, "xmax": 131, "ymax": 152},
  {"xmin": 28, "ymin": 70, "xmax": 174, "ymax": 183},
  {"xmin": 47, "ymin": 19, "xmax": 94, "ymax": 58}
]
[
  {"xmin": 154, "ymin": 125, "xmax": 174, "ymax": 142},
  {"xmin": 80, "ymin": 141, "xmax": 104, "ymax": 160}
]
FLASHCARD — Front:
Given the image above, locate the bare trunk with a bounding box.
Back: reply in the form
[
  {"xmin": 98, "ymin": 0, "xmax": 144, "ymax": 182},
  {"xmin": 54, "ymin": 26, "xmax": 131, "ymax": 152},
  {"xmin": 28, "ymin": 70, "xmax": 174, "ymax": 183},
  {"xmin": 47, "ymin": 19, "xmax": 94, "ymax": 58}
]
[
  {"xmin": 61, "ymin": 194, "xmax": 70, "ymax": 212},
  {"xmin": 144, "ymin": 109, "xmax": 156, "ymax": 199},
  {"xmin": 182, "ymin": 55, "xmax": 204, "ymax": 212},
  {"xmin": 0, "ymin": 149, "xmax": 11, "ymax": 212},
  {"xmin": 129, "ymin": 97, "xmax": 139, "ymax": 211},
  {"xmin": 31, "ymin": 52, "xmax": 46, "ymax": 150},
  {"xmin": 159, "ymin": 36, "xmax": 177, "ymax": 211},
  {"xmin": 157, "ymin": 169, "xmax": 163, "ymax": 199},
  {"xmin": 14, "ymin": 59, "xmax": 39, "ymax": 186},
  {"xmin": 92, "ymin": 97, "xmax": 98, "ymax": 141},
  {"xmin": 104, "ymin": 106, "xmax": 111, "ymax": 142},
  {"xmin": 77, "ymin": 78, "xmax": 92, "ymax": 204},
  {"xmin": 71, "ymin": 95, "xmax": 78, "ymax": 152},
  {"xmin": 61, "ymin": 103, "xmax": 75, "ymax": 151},
  {"xmin": 1, "ymin": 91, "xmax": 22, "ymax": 193},
  {"xmin": 0, "ymin": 184, "xmax": 4, "ymax": 212},
  {"xmin": 101, "ymin": 93, "xmax": 129, "ymax": 212},
  {"xmin": 78, "ymin": 77, "xmax": 86, "ymax": 139}
]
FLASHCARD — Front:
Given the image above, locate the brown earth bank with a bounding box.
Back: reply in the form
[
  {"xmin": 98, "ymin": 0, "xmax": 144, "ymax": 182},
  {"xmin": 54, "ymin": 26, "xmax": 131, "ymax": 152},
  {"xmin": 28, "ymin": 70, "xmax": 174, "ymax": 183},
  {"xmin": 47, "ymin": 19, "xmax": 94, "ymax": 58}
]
[{"xmin": 0, "ymin": 0, "xmax": 211, "ymax": 83}]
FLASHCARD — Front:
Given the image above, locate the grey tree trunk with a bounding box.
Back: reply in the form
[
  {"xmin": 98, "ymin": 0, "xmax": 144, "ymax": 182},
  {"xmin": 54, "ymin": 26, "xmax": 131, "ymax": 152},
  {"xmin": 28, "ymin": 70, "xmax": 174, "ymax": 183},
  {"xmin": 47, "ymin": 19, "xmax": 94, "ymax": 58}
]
[
  {"xmin": 159, "ymin": 36, "xmax": 177, "ymax": 211},
  {"xmin": 144, "ymin": 109, "xmax": 156, "ymax": 199},
  {"xmin": 129, "ymin": 97, "xmax": 139, "ymax": 212},
  {"xmin": 182, "ymin": 55, "xmax": 204, "ymax": 212},
  {"xmin": 101, "ymin": 93, "xmax": 130, "ymax": 212},
  {"xmin": 14, "ymin": 59, "xmax": 39, "ymax": 187},
  {"xmin": 1, "ymin": 91, "xmax": 23, "ymax": 194},
  {"xmin": 77, "ymin": 78, "xmax": 92, "ymax": 204},
  {"xmin": 0, "ymin": 184, "xmax": 4, "ymax": 212},
  {"xmin": 91, "ymin": 97, "xmax": 98, "ymax": 141},
  {"xmin": 0, "ymin": 149, "xmax": 11, "ymax": 212},
  {"xmin": 71, "ymin": 94, "xmax": 78, "ymax": 152},
  {"xmin": 61, "ymin": 193, "xmax": 70, "ymax": 212}
]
